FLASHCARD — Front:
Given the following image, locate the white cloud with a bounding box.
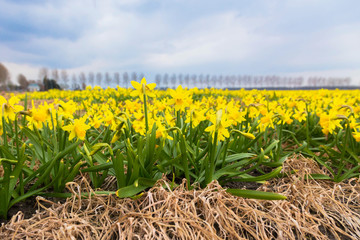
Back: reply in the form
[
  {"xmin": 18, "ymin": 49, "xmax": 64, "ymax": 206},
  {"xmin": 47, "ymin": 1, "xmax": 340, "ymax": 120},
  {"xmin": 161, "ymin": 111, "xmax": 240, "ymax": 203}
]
[
  {"xmin": 276, "ymin": 23, "xmax": 360, "ymax": 69},
  {"xmin": 1, "ymin": 0, "xmax": 360, "ymax": 83},
  {"xmin": 2, "ymin": 62, "xmax": 40, "ymax": 82},
  {"xmin": 143, "ymin": 12, "xmax": 282, "ymax": 69}
]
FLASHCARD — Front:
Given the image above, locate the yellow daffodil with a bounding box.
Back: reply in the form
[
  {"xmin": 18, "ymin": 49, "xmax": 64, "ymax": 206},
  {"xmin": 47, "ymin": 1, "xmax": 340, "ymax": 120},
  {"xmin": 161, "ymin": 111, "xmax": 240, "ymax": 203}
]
[
  {"xmin": 28, "ymin": 102, "xmax": 51, "ymax": 129},
  {"xmin": 319, "ymin": 110, "xmax": 343, "ymax": 135},
  {"xmin": 205, "ymin": 110, "xmax": 232, "ymax": 141},
  {"xmin": 63, "ymin": 117, "xmax": 90, "ymax": 141},
  {"xmin": 186, "ymin": 108, "xmax": 207, "ymax": 127},
  {"xmin": 352, "ymin": 131, "xmax": 360, "ymax": 142},
  {"xmin": 131, "ymin": 77, "xmax": 156, "ymax": 98},
  {"xmin": 0, "ymin": 95, "xmax": 23, "ymax": 121},
  {"xmin": 167, "ymin": 85, "xmax": 192, "ymax": 112}
]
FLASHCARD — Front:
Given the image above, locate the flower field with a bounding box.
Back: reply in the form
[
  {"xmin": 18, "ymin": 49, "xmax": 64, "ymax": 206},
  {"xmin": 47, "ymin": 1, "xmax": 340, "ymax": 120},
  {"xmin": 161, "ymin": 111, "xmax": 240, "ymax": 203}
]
[{"xmin": 1, "ymin": 80, "xmax": 360, "ymax": 238}]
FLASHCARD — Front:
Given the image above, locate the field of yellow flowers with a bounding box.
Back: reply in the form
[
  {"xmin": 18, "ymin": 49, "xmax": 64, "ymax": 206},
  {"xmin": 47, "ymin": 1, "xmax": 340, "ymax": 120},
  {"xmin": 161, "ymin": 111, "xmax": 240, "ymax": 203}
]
[{"xmin": 1, "ymin": 79, "xmax": 360, "ymax": 222}]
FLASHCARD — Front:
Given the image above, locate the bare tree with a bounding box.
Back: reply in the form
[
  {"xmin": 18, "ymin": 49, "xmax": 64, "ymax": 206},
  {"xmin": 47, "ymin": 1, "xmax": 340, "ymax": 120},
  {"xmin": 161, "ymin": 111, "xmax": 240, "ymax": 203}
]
[
  {"xmin": 344, "ymin": 77, "xmax": 351, "ymax": 86},
  {"xmin": 96, "ymin": 72, "xmax": 102, "ymax": 86},
  {"xmin": 17, "ymin": 74, "xmax": 29, "ymax": 91},
  {"xmin": 104, "ymin": 72, "xmax": 111, "ymax": 87},
  {"xmin": 36, "ymin": 79, "xmax": 44, "ymax": 91},
  {"xmin": 204, "ymin": 74, "xmax": 210, "ymax": 88},
  {"xmin": 155, "ymin": 74, "xmax": 161, "ymax": 88},
  {"xmin": 138, "ymin": 73, "xmax": 144, "ymax": 81},
  {"xmin": 218, "ymin": 75, "xmax": 223, "ymax": 88},
  {"xmin": 230, "ymin": 75, "xmax": 237, "ymax": 88},
  {"xmin": 60, "ymin": 70, "xmax": 69, "ymax": 89},
  {"xmin": 131, "ymin": 72, "xmax": 138, "ymax": 82},
  {"xmin": 198, "ymin": 74, "xmax": 204, "ymax": 89},
  {"xmin": 114, "ymin": 72, "xmax": 120, "ymax": 86},
  {"xmin": 60, "ymin": 70, "xmax": 68, "ymax": 83},
  {"xmin": 39, "ymin": 67, "xmax": 49, "ymax": 81},
  {"xmin": 52, "ymin": 69, "xmax": 59, "ymax": 81},
  {"xmin": 297, "ymin": 77, "xmax": 304, "ymax": 87},
  {"xmin": 224, "ymin": 76, "xmax": 230, "ymax": 89},
  {"xmin": 72, "ymin": 73, "xmax": 78, "ymax": 89},
  {"xmin": 178, "ymin": 74, "xmax": 183, "ymax": 86},
  {"xmin": 123, "ymin": 72, "xmax": 129, "ymax": 88},
  {"xmin": 88, "ymin": 72, "xmax": 94, "ymax": 86},
  {"xmin": 79, "ymin": 72, "xmax": 86, "ymax": 89},
  {"xmin": 0, "ymin": 63, "xmax": 10, "ymax": 89},
  {"xmin": 184, "ymin": 74, "xmax": 190, "ymax": 88},
  {"xmin": 170, "ymin": 74, "xmax": 177, "ymax": 89},
  {"xmin": 264, "ymin": 76, "xmax": 270, "ymax": 88},
  {"xmin": 191, "ymin": 74, "xmax": 197, "ymax": 88},
  {"xmin": 163, "ymin": 73, "xmax": 169, "ymax": 89},
  {"xmin": 210, "ymin": 75, "xmax": 217, "ymax": 88}
]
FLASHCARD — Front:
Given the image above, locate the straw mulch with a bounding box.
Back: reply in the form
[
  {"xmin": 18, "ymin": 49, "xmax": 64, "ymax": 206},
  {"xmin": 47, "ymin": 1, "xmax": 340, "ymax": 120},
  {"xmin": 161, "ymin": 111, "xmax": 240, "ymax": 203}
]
[{"xmin": 1, "ymin": 155, "xmax": 360, "ymax": 239}]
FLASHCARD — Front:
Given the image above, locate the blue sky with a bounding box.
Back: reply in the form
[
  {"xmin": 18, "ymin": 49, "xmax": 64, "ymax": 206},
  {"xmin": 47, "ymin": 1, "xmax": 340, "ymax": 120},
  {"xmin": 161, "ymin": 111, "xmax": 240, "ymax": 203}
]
[{"xmin": 1, "ymin": 0, "xmax": 360, "ymax": 84}]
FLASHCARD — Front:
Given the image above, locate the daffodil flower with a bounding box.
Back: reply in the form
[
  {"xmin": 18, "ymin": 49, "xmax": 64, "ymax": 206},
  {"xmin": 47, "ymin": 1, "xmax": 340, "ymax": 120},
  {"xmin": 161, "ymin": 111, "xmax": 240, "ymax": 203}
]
[
  {"xmin": 131, "ymin": 77, "xmax": 156, "ymax": 98},
  {"xmin": 352, "ymin": 131, "xmax": 360, "ymax": 142},
  {"xmin": 205, "ymin": 110, "xmax": 232, "ymax": 141},
  {"xmin": 168, "ymin": 85, "xmax": 192, "ymax": 112},
  {"xmin": 62, "ymin": 117, "xmax": 90, "ymax": 141},
  {"xmin": 0, "ymin": 95, "xmax": 23, "ymax": 121}
]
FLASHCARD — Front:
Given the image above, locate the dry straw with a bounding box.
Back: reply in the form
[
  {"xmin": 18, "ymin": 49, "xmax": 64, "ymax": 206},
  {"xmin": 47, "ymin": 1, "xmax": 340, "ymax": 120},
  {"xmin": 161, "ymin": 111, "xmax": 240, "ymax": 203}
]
[{"xmin": 1, "ymin": 155, "xmax": 360, "ymax": 239}]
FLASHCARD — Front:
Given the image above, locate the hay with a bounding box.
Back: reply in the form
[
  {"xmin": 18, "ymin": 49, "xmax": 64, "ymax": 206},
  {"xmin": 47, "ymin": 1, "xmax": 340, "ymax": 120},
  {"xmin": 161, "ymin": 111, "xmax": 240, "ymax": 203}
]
[
  {"xmin": 1, "ymin": 154, "xmax": 360, "ymax": 239},
  {"xmin": 0, "ymin": 165, "xmax": 3, "ymax": 178}
]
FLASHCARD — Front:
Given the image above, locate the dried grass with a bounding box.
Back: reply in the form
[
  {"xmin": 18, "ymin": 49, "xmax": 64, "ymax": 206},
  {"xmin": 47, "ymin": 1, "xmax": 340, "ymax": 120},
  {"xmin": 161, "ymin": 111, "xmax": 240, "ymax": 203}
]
[
  {"xmin": 0, "ymin": 165, "xmax": 4, "ymax": 178},
  {"xmin": 1, "ymin": 154, "xmax": 360, "ymax": 239}
]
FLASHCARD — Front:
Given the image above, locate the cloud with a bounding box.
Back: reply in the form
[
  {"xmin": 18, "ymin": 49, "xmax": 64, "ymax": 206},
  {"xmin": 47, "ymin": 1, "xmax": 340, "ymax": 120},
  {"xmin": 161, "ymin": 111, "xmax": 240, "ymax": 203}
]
[
  {"xmin": 1, "ymin": 0, "xmax": 360, "ymax": 84},
  {"xmin": 2, "ymin": 62, "xmax": 40, "ymax": 82},
  {"xmin": 143, "ymin": 12, "xmax": 282, "ymax": 70}
]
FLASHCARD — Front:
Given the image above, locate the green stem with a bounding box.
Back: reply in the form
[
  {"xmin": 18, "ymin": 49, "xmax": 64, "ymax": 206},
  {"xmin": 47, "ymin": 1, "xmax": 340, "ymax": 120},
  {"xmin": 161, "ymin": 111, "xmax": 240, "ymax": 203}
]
[
  {"xmin": 176, "ymin": 110, "xmax": 181, "ymax": 128},
  {"xmin": 2, "ymin": 116, "xmax": 7, "ymax": 148},
  {"xmin": 221, "ymin": 138, "xmax": 229, "ymax": 168},
  {"xmin": 143, "ymin": 94, "xmax": 149, "ymax": 132},
  {"xmin": 305, "ymin": 103, "xmax": 310, "ymax": 149},
  {"xmin": 205, "ymin": 131, "xmax": 218, "ymax": 186},
  {"xmin": 14, "ymin": 115, "xmax": 20, "ymax": 159},
  {"xmin": 276, "ymin": 120, "xmax": 283, "ymax": 162},
  {"xmin": 179, "ymin": 132, "xmax": 190, "ymax": 189}
]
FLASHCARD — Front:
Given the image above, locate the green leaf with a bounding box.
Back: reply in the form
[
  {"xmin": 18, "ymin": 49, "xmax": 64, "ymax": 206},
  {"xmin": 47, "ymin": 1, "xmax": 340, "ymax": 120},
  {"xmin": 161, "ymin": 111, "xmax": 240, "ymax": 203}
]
[
  {"xmin": 81, "ymin": 162, "xmax": 113, "ymax": 173},
  {"xmin": 90, "ymin": 143, "xmax": 113, "ymax": 156},
  {"xmin": 304, "ymin": 174, "xmax": 332, "ymax": 180},
  {"xmin": 113, "ymin": 151, "xmax": 126, "ymax": 188},
  {"xmin": 22, "ymin": 127, "xmax": 53, "ymax": 159},
  {"xmin": 116, "ymin": 184, "xmax": 148, "ymax": 198},
  {"xmin": 337, "ymin": 165, "xmax": 360, "ymax": 182},
  {"xmin": 53, "ymin": 140, "xmax": 81, "ymax": 162},
  {"xmin": 213, "ymin": 159, "xmax": 254, "ymax": 179},
  {"xmin": 218, "ymin": 153, "xmax": 255, "ymax": 166},
  {"xmin": 226, "ymin": 189, "xmax": 287, "ymax": 200},
  {"xmin": 232, "ymin": 167, "xmax": 283, "ymax": 182},
  {"xmin": 64, "ymin": 161, "xmax": 85, "ymax": 183}
]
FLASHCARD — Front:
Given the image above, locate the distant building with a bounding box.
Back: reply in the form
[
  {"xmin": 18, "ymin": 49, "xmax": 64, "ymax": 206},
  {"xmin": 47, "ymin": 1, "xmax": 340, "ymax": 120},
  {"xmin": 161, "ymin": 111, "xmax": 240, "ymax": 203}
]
[{"xmin": 28, "ymin": 83, "xmax": 40, "ymax": 91}]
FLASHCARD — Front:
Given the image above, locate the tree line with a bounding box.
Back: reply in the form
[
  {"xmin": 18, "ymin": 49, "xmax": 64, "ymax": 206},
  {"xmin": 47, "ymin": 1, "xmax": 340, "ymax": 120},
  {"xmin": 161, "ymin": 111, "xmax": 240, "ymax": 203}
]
[
  {"xmin": 40, "ymin": 69, "xmax": 353, "ymax": 90},
  {"xmin": 0, "ymin": 63, "xmax": 353, "ymax": 92}
]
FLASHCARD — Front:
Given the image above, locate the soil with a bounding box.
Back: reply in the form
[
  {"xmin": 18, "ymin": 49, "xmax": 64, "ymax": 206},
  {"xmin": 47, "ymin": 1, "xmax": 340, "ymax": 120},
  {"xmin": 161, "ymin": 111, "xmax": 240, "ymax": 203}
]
[
  {"xmin": 318, "ymin": 225, "xmax": 353, "ymax": 240},
  {"xmin": 223, "ymin": 181, "xmax": 262, "ymax": 190},
  {"xmin": 0, "ymin": 196, "xmax": 38, "ymax": 225},
  {"xmin": 0, "ymin": 195, "xmax": 67, "ymax": 225}
]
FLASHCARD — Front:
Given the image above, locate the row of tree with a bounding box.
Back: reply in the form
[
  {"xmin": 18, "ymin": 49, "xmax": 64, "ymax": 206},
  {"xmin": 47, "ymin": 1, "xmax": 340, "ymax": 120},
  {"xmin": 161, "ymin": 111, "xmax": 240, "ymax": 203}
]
[
  {"xmin": 0, "ymin": 63, "xmax": 31, "ymax": 91},
  {"xmin": 0, "ymin": 63, "xmax": 354, "ymax": 92},
  {"xmin": 0, "ymin": 63, "xmax": 62, "ymax": 91},
  {"xmin": 0, "ymin": 63, "xmax": 11, "ymax": 90},
  {"xmin": 48, "ymin": 69, "xmax": 352, "ymax": 89}
]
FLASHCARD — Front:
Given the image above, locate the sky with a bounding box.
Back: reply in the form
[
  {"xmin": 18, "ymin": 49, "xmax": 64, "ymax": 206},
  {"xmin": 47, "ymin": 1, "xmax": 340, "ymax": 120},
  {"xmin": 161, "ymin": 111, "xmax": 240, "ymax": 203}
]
[{"xmin": 1, "ymin": 0, "xmax": 360, "ymax": 86}]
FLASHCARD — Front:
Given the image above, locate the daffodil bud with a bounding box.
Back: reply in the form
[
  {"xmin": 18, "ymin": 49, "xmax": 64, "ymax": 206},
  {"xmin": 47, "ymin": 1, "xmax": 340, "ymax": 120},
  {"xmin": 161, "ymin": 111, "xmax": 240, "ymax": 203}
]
[{"xmin": 216, "ymin": 109, "xmax": 223, "ymax": 128}]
